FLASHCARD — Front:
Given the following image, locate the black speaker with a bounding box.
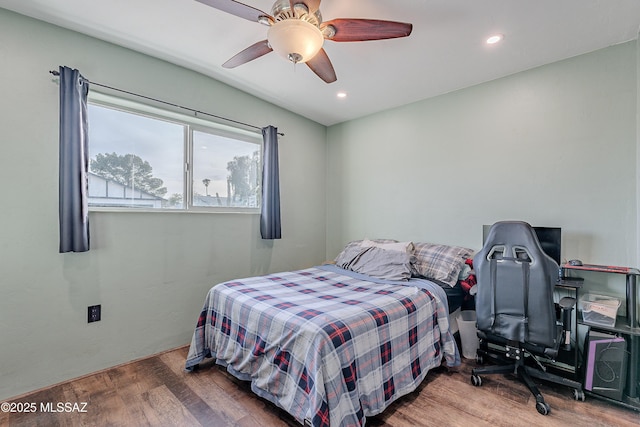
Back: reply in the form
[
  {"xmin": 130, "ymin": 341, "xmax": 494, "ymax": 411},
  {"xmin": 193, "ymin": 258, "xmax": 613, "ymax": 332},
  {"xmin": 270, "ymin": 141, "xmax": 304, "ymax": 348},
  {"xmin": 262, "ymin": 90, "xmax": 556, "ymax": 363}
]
[{"xmin": 584, "ymin": 331, "xmax": 627, "ymax": 401}]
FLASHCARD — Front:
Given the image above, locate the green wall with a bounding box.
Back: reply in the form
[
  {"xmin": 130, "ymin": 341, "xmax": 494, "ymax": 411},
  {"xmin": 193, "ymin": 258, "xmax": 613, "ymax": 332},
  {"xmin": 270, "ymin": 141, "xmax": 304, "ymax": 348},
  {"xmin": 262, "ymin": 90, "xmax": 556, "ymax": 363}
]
[
  {"xmin": 327, "ymin": 41, "xmax": 638, "ymax": 269},
  {"xmin": 0, "ymin": 9, "xmax": 327, "ymax": 400}
]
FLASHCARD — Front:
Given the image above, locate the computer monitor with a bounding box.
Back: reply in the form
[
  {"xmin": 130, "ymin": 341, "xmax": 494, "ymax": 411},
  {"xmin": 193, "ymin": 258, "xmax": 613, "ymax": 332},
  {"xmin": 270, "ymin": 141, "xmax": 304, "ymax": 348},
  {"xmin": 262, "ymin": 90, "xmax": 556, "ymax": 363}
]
[{"xmin": 482, "ymin": 224, "xmax": 561, "ymax": 265}]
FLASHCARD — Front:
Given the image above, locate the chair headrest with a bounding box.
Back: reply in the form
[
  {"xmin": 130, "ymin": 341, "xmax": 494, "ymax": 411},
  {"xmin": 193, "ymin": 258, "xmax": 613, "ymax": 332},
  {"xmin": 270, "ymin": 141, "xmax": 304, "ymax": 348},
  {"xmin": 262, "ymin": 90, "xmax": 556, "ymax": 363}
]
[{"xmin": 481, "ymin": 221, "xmax": 555, "ymax": 266}]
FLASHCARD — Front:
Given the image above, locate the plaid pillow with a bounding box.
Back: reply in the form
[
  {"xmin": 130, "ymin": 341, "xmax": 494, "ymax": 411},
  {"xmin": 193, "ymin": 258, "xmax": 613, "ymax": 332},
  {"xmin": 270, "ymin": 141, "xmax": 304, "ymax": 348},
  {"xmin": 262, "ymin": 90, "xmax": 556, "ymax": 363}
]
[{"xmin": 411, "ymin": 242, "xmax": 474, "ymax": 287}]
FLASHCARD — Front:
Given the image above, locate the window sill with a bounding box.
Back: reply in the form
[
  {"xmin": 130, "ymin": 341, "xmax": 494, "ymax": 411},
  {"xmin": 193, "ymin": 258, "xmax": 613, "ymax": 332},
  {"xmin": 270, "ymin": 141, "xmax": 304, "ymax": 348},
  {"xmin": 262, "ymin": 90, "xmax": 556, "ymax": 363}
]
[{"xmin": 88, "ymin": 207, "xmax": 260, "ymax": 215}]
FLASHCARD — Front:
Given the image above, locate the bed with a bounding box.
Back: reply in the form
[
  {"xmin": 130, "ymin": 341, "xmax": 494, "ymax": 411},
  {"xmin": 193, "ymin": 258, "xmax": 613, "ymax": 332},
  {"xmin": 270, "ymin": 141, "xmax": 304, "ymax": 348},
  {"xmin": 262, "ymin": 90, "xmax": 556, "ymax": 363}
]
[{"xmin": 185, "ymin": 240, "xmax": 473, "ymax": 426}]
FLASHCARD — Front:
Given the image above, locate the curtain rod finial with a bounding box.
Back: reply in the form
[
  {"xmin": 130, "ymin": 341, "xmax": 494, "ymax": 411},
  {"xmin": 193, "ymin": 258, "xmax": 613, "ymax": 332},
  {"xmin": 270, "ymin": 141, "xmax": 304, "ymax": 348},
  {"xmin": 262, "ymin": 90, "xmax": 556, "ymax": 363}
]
[{"xmin": 49, "ymin": 69, "xmax": 60, "ymax": 76}]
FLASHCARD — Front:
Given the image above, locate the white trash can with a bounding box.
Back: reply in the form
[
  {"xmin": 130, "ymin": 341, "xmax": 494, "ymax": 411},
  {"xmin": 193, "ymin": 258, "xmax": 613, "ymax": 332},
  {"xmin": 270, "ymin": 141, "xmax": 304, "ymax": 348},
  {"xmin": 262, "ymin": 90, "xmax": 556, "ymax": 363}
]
[{"xmin": 457, "ymin": 310, "xmax": 479, "ymax": 359}]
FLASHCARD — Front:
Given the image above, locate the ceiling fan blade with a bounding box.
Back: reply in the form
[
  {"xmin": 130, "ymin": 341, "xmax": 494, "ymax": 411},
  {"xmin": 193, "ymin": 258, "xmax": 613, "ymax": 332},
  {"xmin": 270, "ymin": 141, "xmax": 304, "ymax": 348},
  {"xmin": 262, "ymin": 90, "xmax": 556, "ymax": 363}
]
[
  {"xmin": 322, "ymin": 19, "xmax": 412, "ymax": 42},
  {"xmin": 305, "ymin": 48, "xmax": 336, "ymax": 83},
  {"xmin": 223, "ymin": 40, "xmax": 273, "ymax": 68},
  {"xmin": 196, "ymin": 0, "xmax": 272, "ymax": 23}
]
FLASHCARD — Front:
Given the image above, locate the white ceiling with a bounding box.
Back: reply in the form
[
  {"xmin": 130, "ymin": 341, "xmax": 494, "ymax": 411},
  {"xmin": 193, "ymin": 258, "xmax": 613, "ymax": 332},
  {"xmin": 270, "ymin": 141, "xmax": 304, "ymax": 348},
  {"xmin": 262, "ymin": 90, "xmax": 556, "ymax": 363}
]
[{"xmin": 2, "ymin": 0, "xmax": 640, "ymax": 126}]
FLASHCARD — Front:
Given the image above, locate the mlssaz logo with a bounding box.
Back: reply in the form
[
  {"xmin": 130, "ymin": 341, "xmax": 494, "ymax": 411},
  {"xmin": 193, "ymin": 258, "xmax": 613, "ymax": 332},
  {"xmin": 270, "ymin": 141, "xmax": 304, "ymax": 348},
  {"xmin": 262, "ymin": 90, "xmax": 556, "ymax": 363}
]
[{"xmin": 40, "ymin": 402, "xmax": 88, "ymax": 413}]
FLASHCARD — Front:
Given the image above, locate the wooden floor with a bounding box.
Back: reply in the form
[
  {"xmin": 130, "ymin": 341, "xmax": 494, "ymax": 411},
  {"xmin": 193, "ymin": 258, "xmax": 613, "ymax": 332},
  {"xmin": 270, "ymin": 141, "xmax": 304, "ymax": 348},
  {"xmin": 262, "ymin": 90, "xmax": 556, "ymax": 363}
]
[{"xmin": 1, "ymin": 346, "xmax": 638, "ymax": 427}]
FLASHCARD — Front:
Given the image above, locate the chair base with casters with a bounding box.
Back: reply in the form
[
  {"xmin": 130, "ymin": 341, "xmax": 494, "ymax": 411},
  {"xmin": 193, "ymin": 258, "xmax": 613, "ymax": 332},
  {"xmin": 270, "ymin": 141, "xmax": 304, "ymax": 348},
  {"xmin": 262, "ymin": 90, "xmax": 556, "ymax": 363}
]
[{"xmin": 471, "ymin": 331, "xmax": 585, "ymax": 415}]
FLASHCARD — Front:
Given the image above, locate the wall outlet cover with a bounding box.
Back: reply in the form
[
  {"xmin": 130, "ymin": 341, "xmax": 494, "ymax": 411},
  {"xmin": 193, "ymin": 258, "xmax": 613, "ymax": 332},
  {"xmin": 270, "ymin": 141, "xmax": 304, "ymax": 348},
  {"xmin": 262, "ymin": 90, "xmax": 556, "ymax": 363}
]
[{"xmin": 88, "ymin": 305, "xmax": 101, "ymax": 323}]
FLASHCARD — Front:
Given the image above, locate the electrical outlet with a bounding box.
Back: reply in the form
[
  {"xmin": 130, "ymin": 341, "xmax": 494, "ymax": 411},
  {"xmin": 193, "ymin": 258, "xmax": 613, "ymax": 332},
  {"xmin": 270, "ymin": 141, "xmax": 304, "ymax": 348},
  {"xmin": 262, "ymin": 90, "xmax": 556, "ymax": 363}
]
[{"xmin": 88, "ymin": 305, "xmax": 101, "ymax": 323}]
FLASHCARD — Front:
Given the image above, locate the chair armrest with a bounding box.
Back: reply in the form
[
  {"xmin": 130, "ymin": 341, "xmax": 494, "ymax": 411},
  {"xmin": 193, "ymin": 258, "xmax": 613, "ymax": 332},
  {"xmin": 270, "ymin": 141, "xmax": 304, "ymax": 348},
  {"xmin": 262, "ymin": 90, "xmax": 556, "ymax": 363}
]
[
  {"xmin": 558, "ymin": 296, "xmax": 576, "ymax": 310},
  {"xmin": 558, "ymin": 297, "xmax": 576, "ymax": 350}
]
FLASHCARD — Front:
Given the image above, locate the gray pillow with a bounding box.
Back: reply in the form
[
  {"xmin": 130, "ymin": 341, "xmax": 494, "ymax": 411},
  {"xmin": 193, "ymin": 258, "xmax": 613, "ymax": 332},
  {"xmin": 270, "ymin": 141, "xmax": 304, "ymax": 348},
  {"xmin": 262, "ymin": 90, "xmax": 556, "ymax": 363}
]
[
  {"xmin": 334, "ymin": 239, "xmax": 398, "ymax": 263},
  {"xmin": 335, "ymin": 245, "xmax": 412, "ymax": 281}
]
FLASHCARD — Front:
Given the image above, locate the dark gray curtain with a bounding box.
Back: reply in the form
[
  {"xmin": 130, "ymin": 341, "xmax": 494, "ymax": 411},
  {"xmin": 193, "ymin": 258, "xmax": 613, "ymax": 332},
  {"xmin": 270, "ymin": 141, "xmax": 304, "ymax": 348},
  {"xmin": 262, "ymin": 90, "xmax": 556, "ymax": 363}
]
[
  {"xmin": 58, "ymin": 66, "xmax": 90, "ymax": 253},
  {"xmin": 260, "ymin": 125, "xmax": 281, "ymax": 239}
]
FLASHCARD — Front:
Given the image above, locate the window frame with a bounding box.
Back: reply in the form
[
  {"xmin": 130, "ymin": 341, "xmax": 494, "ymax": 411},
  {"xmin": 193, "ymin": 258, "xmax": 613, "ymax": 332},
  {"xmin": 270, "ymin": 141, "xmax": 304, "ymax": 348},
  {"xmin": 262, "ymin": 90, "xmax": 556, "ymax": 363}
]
[{"xmin": 87, "ymin": 91, "xmax": 263, "ymax": 214}]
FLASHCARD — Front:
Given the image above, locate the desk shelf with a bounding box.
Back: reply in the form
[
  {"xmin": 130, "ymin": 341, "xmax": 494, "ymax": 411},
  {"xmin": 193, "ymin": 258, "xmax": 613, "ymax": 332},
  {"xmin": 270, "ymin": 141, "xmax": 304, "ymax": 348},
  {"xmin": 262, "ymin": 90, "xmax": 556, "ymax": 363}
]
[{"xmin": 578, "ymin": 314, "xmax": 640, "ymax": 336}]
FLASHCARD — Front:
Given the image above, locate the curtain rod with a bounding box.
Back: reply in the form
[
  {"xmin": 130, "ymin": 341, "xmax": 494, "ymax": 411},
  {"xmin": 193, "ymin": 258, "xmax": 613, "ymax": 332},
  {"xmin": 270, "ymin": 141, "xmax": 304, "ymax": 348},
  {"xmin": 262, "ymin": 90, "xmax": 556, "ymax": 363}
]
[{"xmin": 49, "ymin": 69, "xmax": 284, "ymax": 136}]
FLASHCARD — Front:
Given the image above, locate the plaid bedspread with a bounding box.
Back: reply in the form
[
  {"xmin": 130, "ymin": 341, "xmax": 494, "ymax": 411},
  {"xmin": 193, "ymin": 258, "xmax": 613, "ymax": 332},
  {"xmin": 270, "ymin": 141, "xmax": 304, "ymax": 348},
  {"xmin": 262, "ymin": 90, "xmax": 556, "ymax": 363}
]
[{"xmin": 185, "ymin": 265, "xmax": 460, "ymax": 426}]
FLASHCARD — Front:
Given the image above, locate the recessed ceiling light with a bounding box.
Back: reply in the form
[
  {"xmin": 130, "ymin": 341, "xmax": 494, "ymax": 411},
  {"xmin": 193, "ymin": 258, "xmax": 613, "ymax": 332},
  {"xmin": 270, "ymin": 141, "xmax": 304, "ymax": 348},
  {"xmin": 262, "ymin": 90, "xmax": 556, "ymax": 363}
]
[
  {"xmin": 337, "ymin": 91, "xmax": 347, "ymax": 99},
  {"xmin": 486, "ymin": 34, "xmax": 504, "ymax": 44}
]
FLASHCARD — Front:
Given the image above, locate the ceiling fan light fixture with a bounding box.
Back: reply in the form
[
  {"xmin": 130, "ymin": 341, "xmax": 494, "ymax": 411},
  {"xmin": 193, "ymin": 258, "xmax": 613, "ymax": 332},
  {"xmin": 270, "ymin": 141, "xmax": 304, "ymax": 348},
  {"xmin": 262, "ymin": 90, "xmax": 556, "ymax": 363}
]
[{"xmin": 267, "ymin": 19, "xmax": 324, "ymax": 63}]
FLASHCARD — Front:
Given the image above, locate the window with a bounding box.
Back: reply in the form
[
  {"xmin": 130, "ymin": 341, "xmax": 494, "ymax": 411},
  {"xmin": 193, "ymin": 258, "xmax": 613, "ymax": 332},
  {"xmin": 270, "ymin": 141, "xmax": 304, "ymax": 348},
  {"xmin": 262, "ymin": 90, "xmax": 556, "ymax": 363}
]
[{"xmin": 87, "ymin": 93, "xmax": 262, "ymax": 211}]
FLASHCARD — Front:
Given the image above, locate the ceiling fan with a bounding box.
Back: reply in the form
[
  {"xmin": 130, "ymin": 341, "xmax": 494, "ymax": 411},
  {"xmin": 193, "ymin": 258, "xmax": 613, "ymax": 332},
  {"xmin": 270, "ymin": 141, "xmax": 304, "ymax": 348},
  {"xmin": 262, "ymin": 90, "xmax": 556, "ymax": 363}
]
[{"xmin": 196, "ymin": 0, "xmax": 413, "ymax": 83}]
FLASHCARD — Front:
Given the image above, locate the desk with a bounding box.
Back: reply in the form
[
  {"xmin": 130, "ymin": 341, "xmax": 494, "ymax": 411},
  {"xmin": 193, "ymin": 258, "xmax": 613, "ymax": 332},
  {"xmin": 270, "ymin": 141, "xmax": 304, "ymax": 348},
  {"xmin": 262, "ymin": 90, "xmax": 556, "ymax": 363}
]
[{"xmin": 562, "ymin": 263, "xmax": 640, "ymax": 410}]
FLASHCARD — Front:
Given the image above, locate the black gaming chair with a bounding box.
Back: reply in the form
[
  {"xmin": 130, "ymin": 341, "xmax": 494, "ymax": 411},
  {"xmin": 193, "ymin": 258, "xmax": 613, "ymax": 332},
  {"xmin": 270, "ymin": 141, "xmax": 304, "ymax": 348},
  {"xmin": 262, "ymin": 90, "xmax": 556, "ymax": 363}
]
[{"xmin": 470, "ymin": 221, "xmax": 584, "ymax": 415}]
